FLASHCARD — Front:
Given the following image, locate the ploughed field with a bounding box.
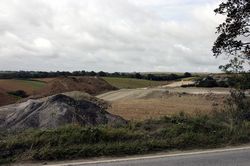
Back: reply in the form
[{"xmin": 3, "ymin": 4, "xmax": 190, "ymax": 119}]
[
  {"xmin": 0, "ymin": 79, "xmax": 45, "ymax": 95},
  {"xmin": 0, "ymin": 77, "xmax": 116, "ymax": 106},
  {"xmin": 0, "ymin": 79, "xmax": 46, "ymax": 106}
]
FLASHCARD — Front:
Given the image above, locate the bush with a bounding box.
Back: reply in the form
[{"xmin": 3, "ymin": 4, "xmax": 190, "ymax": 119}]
[
  {"xmin": 184, "ymin": 72, "xmax": 192, "ymax": 77},
  {"xmin": 196, "ymin": 76, "xmax": 218, "ymax": 87},
  {"xmin": 212, "ymin": 89, "xmax": 250, "ymax": 131},
  {"xmin": 1, "ymin": 112, "xmax": 250, "ymax": 163},
  {"xmin": 7, "ymin": 90, "xmax": 28, "ymax": 98}
]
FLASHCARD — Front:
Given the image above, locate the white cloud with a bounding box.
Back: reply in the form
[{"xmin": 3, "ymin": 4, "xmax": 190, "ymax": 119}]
[
  {"xmin": 0, "ymin": 0, "xmax": 226, "ymax": 72},
  {"xmin": 174, "ymin": 44, "xmax": 192, "ymax": 53},
  {"xmin": 34, "ymin": 38, "xmax": 52, "ymax": 49}
]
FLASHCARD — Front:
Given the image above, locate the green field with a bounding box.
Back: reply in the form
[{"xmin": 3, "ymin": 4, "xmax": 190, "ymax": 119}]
[
  {"xmin": 102, "ymin": 77, "xmax": 167, "ymax": 89},
  {"xmin": 181, "ymin": 77, "xmax": 199, "ymax": 81},
  {"xmin": 0, "ymin": 79, "xmax": 46, "ymax": 94},
  {"xmin": 18, "ymin": 79, "xmax": 46, "ymax": 89}
]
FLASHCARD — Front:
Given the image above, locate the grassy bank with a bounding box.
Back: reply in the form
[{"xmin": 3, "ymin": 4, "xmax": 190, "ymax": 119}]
[
  {"xmin": 102, "ymin": 77, "xmax": 167, "ymax": 89},
  {"xmin": 1, "ymin": 112, "xmax": 250, "ymax": 164}
]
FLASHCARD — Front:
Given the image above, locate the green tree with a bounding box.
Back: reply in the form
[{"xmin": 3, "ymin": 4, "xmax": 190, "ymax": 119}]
[
  {"xmin": 213, "ymin": 0, "xmax": 249, "ymax": 72},
  {"xmin": 98, "ymin": 71, "xmax": 107, "ymax": 77},
  {"xmin": 213, "ymin": 0, "xmax": 250, "ymax": 129},
  {"xmin": 184, "ymin": 72, "xmax": 192, "ymax": 77},
  {"xmin": 135, "ymin": 73, "xmax": 142, "ymax": 79}
]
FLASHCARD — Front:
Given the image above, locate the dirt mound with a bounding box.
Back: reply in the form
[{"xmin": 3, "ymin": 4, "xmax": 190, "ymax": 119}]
[
  {"xmin": 34, "ymin": 76, "xmax": 117, "ymax": 98},
  {"xmin": 0, "ymin": 88, "xmax": 17, "ymax": 107},
  {"xmin": 0, "ymin": 92, "xmax": 126, "ymax": 130},
  {"xmin": 63, "ymin": 91, "xmax": 110, "ymax": 110}
]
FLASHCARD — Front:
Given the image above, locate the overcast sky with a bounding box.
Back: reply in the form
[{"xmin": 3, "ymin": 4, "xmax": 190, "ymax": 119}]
[{"xmin": 0, "ymin": 0, "xmax": 226, "ymax": 72}]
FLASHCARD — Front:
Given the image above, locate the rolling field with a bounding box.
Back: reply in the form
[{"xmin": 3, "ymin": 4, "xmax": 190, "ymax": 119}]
[
  {"xmin": 0, "ymin": 79, "xmax": 46, "ymax": 94},
  {"xmin": 0, "ymin": 77, "xmax": 230, "ymax": 122},
  {"xmin": 98, "ymin": 88, "xmax": 228, "ymax": 121},
  {"xmin": 108, "ymin": 95, "xmax": 224, "ymax": 121},
  {"xmin": 32, "ymin": 77, "xmax": 56, "ymax": 83},
  {"xmin": 102, "ymin": 77, "xmax": 168, "ymax": 89}
]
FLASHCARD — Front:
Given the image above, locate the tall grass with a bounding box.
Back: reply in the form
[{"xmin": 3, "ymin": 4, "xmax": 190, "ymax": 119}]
[{"xmin": 1, "ymin": 111, "xmax": 250, "ymax": 164}]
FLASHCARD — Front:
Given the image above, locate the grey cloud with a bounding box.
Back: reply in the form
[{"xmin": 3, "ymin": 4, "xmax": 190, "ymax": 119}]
[{"xmin": 0, "ymin": 0, "xmax": 226, "ymax": 72}]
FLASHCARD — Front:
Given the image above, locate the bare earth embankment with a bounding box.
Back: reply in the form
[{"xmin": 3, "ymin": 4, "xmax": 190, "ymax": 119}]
[
  {"xmin": 33, "ymin": 76, "xmax": 117, "ymax": 97},
  {"xmin": 97, "ymin": 87, "xmax": 231, "ymax": 121}
]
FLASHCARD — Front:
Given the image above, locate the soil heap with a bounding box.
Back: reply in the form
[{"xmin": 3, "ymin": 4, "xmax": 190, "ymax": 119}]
[
  {"xmin": 0, "ymin": 88, "xmax": 17, "ymax": 107},
  {"xmin": 34, "ymin": 76, "xmax": 117, "ymax": 98},
  {"xmin": 0, "ymin": 92, "xmax": 126, "ymax": 130}
]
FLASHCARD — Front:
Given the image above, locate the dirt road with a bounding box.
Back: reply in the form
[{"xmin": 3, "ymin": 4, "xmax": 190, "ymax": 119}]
[
  {"xmin": 163, "ymin": 80, "xmax": 195, "ymax": 88},
  {"xmin": 97, "ymin": 87, "xmax": 232, "ymax": 101}
]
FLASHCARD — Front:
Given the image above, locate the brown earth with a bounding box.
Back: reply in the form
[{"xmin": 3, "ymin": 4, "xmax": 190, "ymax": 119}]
[
  {"xmin": 0, "ymin": 79, "xmax": 40, "ymax": 95},
  {"xmin": 0, "ymin": 77, "xmax": 116, "ymax": 107},
  {"xmin": 33, "ymin": 77, "xmax": 56, "ymax": 83},
  {"xmin": 108, "ymin": 94, "xmax": 226, "ymax": 121},
  {"xmin": 33, "ymin": 76, "xmax": 117, "ymax": 98},
  {"xmin": 0, "ymin": 88, "xmax": 17, "ymax": 107},
  {"xmin": 98, "ymin": 88, "xmax": 227, "ymax": 121}
]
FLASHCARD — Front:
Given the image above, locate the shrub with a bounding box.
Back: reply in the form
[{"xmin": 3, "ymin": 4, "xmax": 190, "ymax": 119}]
[
  {"xmin": 7, "ymin": 90, "xmax": 28, "ymax": 98},
  {"xmin": 1, "ymin": 112, "xmax": 250, "ymax": 163},
  {"xmin": 196, "ymin": 76, "xmax": 218, "ymax": 87},
  {"xmin": 212, "ymin": 89, "xmax": 250, "ymax": 131}
]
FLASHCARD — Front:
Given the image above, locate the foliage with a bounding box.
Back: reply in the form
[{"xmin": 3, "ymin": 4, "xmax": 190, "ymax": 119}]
[
  {"xmin": 0, "ymin": 71, "xmax": 192, "ymax": 82},
  {"xmin": 1, "ymin": 112, "xmax": 250, "ymax": 164},
  {"xmin": 184, "ymin": 72, "xmax": 192, "ymax": 77},
  {"xmin": 196, "ymin": 76, "xmax": 218, "ymax": 87},
  {"xmin": 213, "ymin": 0, "xmax": 250, "ymax": 72},
  {"xmin": 213, "ymin": 1, "xmax": 250, "ymax": 132},
  {"xmin": 213, "ymin": 90, "xmax": 250, "ymax": 131},
  {"xmin": 7, "ymin": 90, "xmax": 28, "ymax": 98}
]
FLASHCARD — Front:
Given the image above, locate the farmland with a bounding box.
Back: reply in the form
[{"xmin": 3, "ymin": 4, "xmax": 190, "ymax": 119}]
[
  {"xmin": 0, "ymin": 77, "xmax": 233, "ymax": 121},
  {"xmin": 98, "ymin": 88, "xmax": 227, "ymax": 121},
  {"xmin": 0, "ymin": 79, "xmax": 46, "ymax": 106},
  {"xmin": 0, "ymin": 76, "xmax": 240, "ymax": 122},
  {"xmin": 102, "ymin": 77, "xmax": 168, "ymax": 89},
  {"xmin": 108, "ymin": 95, "xmax": 224, "ymax": 121},
  {"xmin": 34, "ymin": 77, "xmax": 169, "ymax": 89},
  {"xmin": 0, "ymin": 79, "xmax": 45, "ymax": 95},
  {"xmin": 0, "ymin": 75, "xmax": 249, "ymax": 165}
]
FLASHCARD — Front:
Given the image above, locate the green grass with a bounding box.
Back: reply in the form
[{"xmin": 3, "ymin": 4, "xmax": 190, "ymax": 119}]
[
  {"xmin": 7, "ymin": 94, "xmax": 22, "ymax": 100},
  {"xmin": 1, "ymin": 113, "xmax": 250, "ymax": 164},
  {"xmin": 18, "ymin": 79, "xmax": 46, "ymax": 89},
  {"xmin": 181, "ymin": 77, "xmax": 199, "ymax": 81},
  {"xmin": 102, "ymin": 77, "xmax": 167, "ymax": 89}
]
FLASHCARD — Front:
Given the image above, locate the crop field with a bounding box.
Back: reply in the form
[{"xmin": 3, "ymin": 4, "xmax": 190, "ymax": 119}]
[
  {"xmin": 97, "ymin": 87, "xmax": 231, "ymax": 121},
  {"xmin": 102, "ymin": 77, "xmax": 168, "ymax": 89},
  {"xmin": 107, "ymin": 94, "xmax": 225, "ymax": 121},
  {"xmin": 0, "ymin": 79, "xmax": 46, "ymax": 94},
  {"xmin": 32, "ymin": 77, "xmax": 56, "ymax": 83}
]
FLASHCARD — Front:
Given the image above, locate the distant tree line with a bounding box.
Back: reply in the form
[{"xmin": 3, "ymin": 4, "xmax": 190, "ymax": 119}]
[
  {"xmin": 194, "ymin": 74, "xmax": 250, "ymax": 89},
  {"xmin": 0, "ymin": 71, "xmax": 192, "ymax": 81}
]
